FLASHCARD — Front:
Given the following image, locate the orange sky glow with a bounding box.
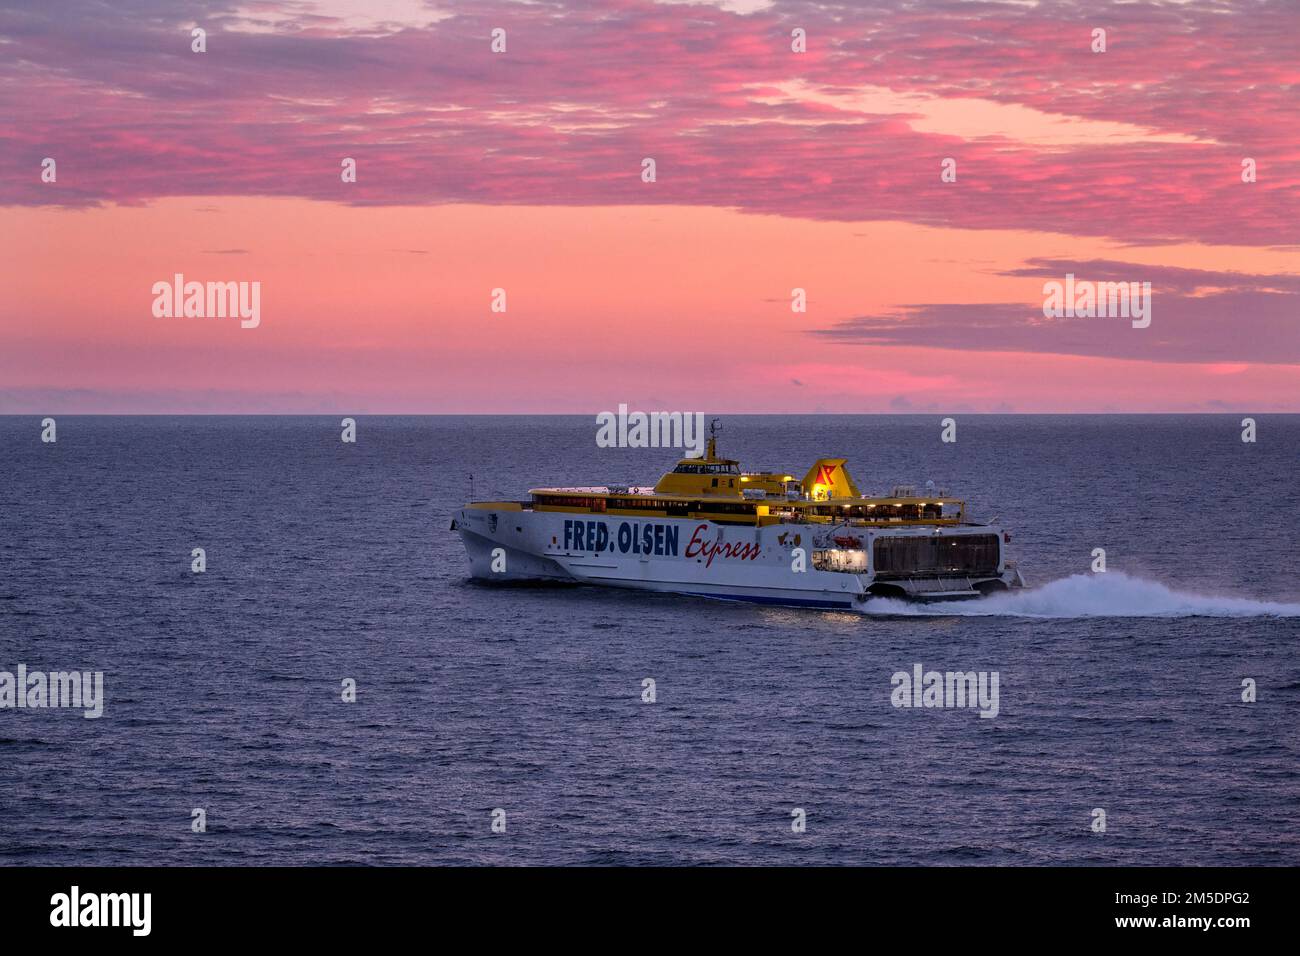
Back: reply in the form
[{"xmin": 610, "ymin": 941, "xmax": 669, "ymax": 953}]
[{"xmin": 2, "ymin": 0, "xmax": 1297, "ymax": 413}]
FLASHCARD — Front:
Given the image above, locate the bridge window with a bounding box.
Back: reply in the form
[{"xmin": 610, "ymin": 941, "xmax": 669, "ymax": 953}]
[{"xmin": 674, "ymin": 463, "xmax": 741, "ymax": 475}]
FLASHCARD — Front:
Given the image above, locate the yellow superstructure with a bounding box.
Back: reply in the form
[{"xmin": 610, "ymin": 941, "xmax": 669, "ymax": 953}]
[{"xmin": 522, "ymin": 434, "xmax": 966, "ymax": 528}]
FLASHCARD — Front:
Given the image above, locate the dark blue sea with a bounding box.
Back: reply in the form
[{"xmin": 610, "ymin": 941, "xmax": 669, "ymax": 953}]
[{"xmin": 2, "ymin": 415, "xmax": 1298, "ymax": 865}]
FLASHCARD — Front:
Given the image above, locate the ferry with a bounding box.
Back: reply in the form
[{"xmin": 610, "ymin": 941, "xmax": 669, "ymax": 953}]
[{"xmin": 451, "ymin": 426, "xmax": 1026, "ymax": 610}]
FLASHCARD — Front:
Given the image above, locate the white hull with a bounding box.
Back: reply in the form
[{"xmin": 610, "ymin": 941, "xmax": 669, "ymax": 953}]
[{"xmin": 453, "ymin": 508, "xmax": 1024, "ymax": 610}]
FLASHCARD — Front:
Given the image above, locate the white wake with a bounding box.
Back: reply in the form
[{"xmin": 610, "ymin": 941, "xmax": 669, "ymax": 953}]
[{"xmin": 859, "ymin": 572, "xmax": 1300, "ymax": 619}]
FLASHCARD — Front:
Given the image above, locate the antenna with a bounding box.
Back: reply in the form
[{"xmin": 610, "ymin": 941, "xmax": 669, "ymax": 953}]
[{"xmin": 706, "ymin": 418, "xmax": 721, "ymax": 460}]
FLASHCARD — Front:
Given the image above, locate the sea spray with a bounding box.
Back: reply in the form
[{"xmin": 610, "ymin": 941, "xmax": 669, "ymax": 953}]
[{"xmin": 859, "ymin": 572, "xmax": 1300, "ymax": 619}]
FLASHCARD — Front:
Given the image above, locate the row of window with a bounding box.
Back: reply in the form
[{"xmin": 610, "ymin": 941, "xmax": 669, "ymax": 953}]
[
  {"xmin": 535, "ymin": 495, "xmax": 607, "ymax": 511},
  {"xmin": 603, "ymin": 498, "xmax": 758, "ymax": 515},
  {"xmin": 535, "ymin": 495, "xmax": 759, "ymax": 515},
  {"xmin": 672, "ymin": 463, "xmax": 740, "ymax": 475},
  {"xmin": 533, "ymin": 496, "xmax": 956, "ymax": 521},
  {"xmin": 807, "ymin": 504, "xmax": 950, "ymax": 519}
]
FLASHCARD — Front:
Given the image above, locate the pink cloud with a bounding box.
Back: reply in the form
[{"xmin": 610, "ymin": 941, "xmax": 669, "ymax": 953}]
[{"xmin": 0, "ymin": 0, "xmax": 1296, "ymax": 245}]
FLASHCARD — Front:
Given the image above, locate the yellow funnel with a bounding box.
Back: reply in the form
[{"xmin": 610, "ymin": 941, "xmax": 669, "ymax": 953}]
[{"xmin": 801, "ymin": 458, "xmax": 861, "ymax": 500}]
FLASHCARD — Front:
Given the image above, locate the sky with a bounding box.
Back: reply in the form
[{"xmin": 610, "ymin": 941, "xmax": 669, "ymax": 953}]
[{"xmin": 1, "ymin": 0, "xmax": 1297, "ymax": 413}]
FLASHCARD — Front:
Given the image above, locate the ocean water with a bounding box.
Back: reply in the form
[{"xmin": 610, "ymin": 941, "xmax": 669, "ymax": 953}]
[{"xmin": 1, "ymin": 414, "xmax": 1297, "ymax": 866}]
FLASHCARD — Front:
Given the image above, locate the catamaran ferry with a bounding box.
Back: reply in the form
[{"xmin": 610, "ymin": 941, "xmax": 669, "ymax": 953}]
[{"xmin": 452, "ymin": 428, "xmax": 1026, "ymax": 610}]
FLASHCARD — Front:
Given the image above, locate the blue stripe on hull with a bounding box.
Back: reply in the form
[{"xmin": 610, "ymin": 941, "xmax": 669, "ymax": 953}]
[{"xmin": 693, "ymin": 591, "xmax": 855, "ymax": 610}]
